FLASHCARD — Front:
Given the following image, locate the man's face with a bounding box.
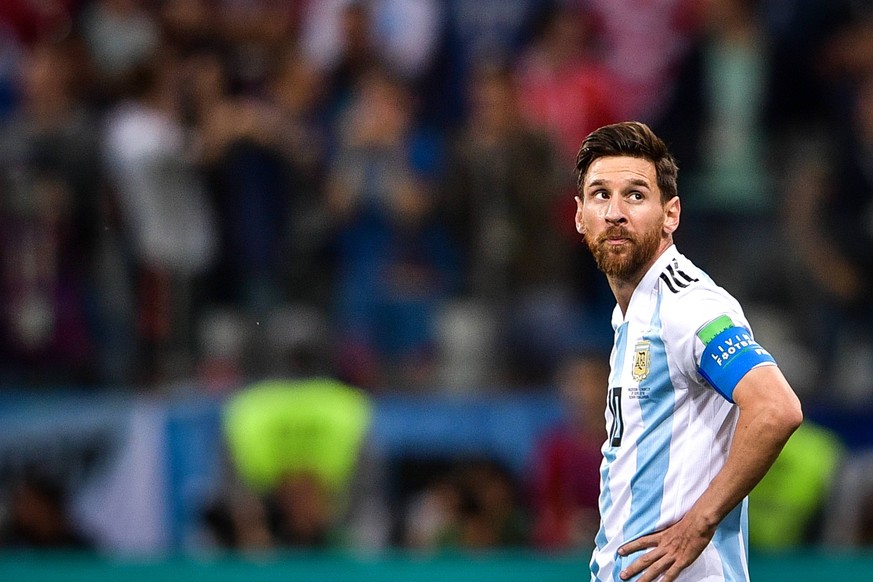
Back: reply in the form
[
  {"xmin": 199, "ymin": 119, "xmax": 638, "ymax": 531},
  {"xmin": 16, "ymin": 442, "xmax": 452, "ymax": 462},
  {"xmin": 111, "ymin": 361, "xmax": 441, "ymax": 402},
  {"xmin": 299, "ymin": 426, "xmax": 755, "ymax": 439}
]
[{"xmin": 575, "ymin": 156, "xmax": 679, "ymax": 280}]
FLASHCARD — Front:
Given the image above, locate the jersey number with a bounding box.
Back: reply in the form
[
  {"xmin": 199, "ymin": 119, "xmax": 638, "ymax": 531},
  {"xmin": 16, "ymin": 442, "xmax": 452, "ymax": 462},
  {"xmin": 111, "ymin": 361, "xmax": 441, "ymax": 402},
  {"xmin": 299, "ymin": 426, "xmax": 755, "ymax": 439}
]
[{"xmin": 608, "ymin": 386, "xmax": 623, "ymax": 447}]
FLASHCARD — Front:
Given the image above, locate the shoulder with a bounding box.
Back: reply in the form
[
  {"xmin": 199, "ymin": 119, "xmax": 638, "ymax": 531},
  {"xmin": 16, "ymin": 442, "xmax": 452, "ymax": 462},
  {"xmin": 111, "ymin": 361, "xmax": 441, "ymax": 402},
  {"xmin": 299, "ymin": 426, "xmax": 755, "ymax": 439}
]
[{"xmin": 654, "ymin": 254, "xmax": 750, "ymax": 343}]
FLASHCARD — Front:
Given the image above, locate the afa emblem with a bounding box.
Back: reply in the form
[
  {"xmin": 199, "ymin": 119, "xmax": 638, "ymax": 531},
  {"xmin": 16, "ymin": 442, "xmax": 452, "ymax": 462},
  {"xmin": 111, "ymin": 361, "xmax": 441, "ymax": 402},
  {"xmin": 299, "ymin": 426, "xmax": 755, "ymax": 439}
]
[{"xmin": 632, "ymin": 340, "xmax": 651, "ymax": 381}]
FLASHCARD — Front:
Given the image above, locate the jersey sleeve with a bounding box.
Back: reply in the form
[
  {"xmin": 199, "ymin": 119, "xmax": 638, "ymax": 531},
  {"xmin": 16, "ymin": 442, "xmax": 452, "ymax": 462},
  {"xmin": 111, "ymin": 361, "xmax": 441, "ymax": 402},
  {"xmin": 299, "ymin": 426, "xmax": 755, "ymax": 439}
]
[{"xmin": 666, "ymin": 289, "xmax": 776, "ymax": 402}]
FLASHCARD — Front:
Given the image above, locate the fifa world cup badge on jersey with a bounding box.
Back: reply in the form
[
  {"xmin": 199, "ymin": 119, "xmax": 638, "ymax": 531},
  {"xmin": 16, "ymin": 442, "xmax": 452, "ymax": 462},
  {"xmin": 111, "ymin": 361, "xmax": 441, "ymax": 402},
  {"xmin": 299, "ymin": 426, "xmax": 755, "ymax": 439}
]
[{"xmin": 632, "ymin": 340, "xmax": 651, "ymax": 381}]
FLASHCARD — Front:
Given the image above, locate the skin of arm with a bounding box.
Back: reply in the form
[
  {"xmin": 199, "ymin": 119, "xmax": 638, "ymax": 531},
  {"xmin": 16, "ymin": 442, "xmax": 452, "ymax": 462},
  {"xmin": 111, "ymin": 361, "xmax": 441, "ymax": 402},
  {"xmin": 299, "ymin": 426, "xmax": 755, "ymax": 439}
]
[{"xmin": 617, "ymin": 364, "xmax": 803, "ymax": 582}]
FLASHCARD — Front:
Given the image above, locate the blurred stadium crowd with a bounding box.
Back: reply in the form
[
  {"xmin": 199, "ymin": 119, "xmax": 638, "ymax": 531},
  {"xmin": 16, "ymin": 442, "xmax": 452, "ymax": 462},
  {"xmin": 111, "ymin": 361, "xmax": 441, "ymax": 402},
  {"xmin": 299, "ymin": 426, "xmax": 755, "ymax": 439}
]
[{"xmin": 0, "ymin": 0, "xmax": 872, "ymax": 561}]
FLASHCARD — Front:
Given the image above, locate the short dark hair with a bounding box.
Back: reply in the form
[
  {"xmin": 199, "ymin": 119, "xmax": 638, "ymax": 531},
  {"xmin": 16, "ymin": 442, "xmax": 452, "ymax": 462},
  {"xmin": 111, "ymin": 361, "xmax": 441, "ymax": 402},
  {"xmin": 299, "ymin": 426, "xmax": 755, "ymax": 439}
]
[{"xmin": 575, "ymin": 121, "xmax": 678, "ymax": 202}]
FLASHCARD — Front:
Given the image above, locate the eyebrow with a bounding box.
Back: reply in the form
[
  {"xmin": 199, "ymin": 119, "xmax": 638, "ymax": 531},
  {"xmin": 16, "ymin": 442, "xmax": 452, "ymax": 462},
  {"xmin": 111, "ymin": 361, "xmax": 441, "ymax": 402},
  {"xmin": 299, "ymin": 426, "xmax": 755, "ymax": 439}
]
[{"xmin": 586, "ymin": 178, "xmax": 652, "ymax": 188}]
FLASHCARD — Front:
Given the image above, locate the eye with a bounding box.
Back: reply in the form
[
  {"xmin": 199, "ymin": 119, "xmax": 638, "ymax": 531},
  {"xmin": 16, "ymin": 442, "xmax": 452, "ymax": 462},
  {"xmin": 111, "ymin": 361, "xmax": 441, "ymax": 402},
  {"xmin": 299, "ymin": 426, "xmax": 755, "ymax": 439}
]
[
  {"xmin": 628, "ymin": 191, "xmax": 644, "ymax": 201},
  {"xmin": 591, "ymin": 189, "xmax": 609, "ymax": 200}
]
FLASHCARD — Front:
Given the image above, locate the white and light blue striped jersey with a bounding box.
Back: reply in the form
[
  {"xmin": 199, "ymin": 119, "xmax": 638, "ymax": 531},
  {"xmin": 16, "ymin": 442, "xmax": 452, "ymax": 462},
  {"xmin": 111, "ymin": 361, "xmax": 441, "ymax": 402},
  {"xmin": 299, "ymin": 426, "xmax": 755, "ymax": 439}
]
[{"xmin": 590, "ymin": 245, "xmax": 776, "ymax": 582}]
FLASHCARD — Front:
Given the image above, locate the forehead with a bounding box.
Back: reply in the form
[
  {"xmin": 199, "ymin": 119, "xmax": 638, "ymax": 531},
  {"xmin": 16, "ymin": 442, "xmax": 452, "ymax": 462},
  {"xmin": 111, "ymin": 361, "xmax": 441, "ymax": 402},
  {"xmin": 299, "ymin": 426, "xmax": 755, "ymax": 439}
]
[{"xmin": 584, "ymin": 156, "xmax": 657, "ymax": 187}]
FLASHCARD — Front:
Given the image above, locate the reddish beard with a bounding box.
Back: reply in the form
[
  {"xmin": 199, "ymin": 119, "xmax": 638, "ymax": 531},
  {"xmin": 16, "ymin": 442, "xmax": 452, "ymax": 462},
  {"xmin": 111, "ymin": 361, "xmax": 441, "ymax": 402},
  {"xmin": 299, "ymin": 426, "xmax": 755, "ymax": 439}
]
[{"xmin": 584, "ymin": 221, "xmax": 663, "ymax": 280}]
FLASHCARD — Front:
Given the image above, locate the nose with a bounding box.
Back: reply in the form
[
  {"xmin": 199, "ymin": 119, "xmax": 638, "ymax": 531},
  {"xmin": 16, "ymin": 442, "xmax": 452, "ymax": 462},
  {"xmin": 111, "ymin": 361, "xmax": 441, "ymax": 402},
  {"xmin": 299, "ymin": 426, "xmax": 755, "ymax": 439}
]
[{"xmin": 604, "ymin": 197, "xmax": 627, "ymax": 224}]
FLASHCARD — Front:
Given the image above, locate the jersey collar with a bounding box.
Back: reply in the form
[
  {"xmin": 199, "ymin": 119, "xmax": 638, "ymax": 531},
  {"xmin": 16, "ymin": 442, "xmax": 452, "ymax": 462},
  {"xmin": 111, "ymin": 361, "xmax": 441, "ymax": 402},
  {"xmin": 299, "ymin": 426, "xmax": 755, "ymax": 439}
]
[{"xmin": 611, "ymin": 244, "xmax": 681, "ymax": 327}]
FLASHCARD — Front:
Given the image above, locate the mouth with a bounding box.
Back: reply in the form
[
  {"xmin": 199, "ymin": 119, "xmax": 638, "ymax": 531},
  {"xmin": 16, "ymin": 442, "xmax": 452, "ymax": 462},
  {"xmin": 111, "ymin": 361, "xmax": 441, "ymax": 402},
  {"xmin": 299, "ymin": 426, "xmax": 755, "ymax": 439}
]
[
  {"xmin": 604, "ymin": 240, "xmax": 631, "ymax": 253},
  {"xmin": 603, "ymin": 234, "xmax": 632, "ymax": 247}
]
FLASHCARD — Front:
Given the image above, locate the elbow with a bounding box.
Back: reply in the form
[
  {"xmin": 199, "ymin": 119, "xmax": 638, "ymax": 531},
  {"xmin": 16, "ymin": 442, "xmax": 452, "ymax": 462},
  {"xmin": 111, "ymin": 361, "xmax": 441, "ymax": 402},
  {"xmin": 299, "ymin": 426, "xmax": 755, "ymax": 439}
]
[
  {"xmin": 743, "ymin": 391, "xmax": 803, "ymax": 444},
  {"xmin": 784, "ymin": 402, "xmax": 804, "ymax": 435},
  {"xmin": 768, "ymin": 397, "xmax": 803, "ymax": 440}
]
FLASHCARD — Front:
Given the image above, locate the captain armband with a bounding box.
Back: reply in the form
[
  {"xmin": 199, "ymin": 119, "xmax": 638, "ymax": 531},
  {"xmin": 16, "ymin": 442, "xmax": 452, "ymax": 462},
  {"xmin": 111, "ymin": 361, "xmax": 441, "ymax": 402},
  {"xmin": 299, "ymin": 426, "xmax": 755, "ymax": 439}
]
[{"xmin": 698, "ymin": 326, "xmax": 776, "ymax": 402}]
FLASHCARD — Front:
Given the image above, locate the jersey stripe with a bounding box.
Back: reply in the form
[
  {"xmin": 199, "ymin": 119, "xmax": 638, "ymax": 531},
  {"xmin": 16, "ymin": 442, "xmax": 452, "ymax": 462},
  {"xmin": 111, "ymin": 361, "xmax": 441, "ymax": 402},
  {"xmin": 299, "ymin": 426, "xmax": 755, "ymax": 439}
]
[
  {"xmin": 659, "ymin": 273, "xmax": 679, "ymax": 294},
  {"xmin": 592, "ymin": 322, "xmax": 630, "ymax": 582},
  {"xmin": 622, "ymin": 293, "xmax": 676, "ymax": 544},
  {"xmin": 665, "ymin": 264, "xmax": 691, "ymax": 288},
  {"xmin": 712, "ymin": 500, "xmax": 748, "ymax": 581},
  {"xmin": 660, "ymin": 262, "xmax": 700, "ymax": 295},
  {"xmin": 674, "ymin": 265, "xmax": 699, "ymax": 284}
]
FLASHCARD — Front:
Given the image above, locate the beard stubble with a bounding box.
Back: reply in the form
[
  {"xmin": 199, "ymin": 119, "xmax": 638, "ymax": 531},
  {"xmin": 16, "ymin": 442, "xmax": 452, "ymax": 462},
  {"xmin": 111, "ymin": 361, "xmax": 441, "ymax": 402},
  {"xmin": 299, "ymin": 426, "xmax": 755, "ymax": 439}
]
[{"xmin": 584, "ymin": 220, "xmax": 664, "ymax": 281}]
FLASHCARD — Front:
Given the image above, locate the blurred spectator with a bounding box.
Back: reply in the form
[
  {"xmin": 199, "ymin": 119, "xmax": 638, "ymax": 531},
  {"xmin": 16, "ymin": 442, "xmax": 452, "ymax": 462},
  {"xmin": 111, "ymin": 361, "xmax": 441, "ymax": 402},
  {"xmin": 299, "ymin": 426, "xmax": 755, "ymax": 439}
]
[
  {"xmin": 215, "ymin": 0, "xmax": 303, "ymax": 56},
  {"xmin": 167, "ymin": 31, "xmax": 335, "ymax": 387},
  {"xmin": 301, "ymin": 0, "xmax": 441, "ymax": 79},
  {"xmin": 205, "ymin": 470, "xmax": 345, "ymax": 550},
  {"xmin": 823, "ymin": 450, "xmax": 873, "ymax": 548},
  {"xmin": 192, "ymin": 46, "xmax": 329, "ymax": 319},
  {"xmin": 0, "ymin": 0, "xmax": 75, "ymax": 47},
  {"xmin": 205, "ymin": 378, "xmax": 388, "ymax": 551},
  {"xmin": 326, "ymin": 66, "xmax": 459, "ymax": 390},
  {"xmin": 527, "ymin": 352, "xmax": 608, "ymax": 551},
  {"xmin": 267, "ymin": 48, "xmax": 334, "ymax": 303},
  {"xmin": 761, "ymin": 0, "xmax": 861, "ymax": 142},
  {"xmin": 402, "ymin": 467, "xmax": 458, "ymax": 549},
  {"xmin": 190, "ymin": 0, "xmax": 308, "ymax": 102},
  {"xmin": 0, "ymin": 473, "xmax": 94, "ymax": 550},
  {"xmin": 369, "ymin": 0, "xmax": 443, "ymax": 83},
  {"xmin": 0, "ymin": 39, "xmax": 101, "ymax": 385},
  {"xmin": 79, "ymin": 0, "xmax": 160, "ymax": 102},
  {"xmin": 157, "ymin": 0, "xmax": 219, "ymax": 54},
  {"xmin": 515, "ymin": 3, "xmax": 618, "ymax": 164},
  {"xmin": 441, "ymin": 60, "xmax": 584, "ymax": 386},
  {"xmin": 301, "ymin": 0, "xmax": 442, "ymax": 121},
  {"xmin": 449, "ymin": 460, "xmax": 529, "ymax": 550},
  {"xmin": 577, "ymin": 0, "xmax": 704, "ymax": 123},
  {"xmin": 656, "ymin": 0, "xmax": 781, "ymax": 304},
  {"xmin": 818, "ymin": 3, "xmax": 873, "ymax": 80},
  {"xmin": 0, "ymin": 0, "xmax": 82, "ymax": 120},
  {"xmin": 303, "ymin": 0, "xmax": 379, "ymax": 120},
  {"xmin": 782, "ymin": 70, "xmax": 873, "ymax": 399},
  {"xmin": 103, "ymin": 57, "xmax": 218, "ymax": 384},
  {"xmin": 435, "ymin": 0, "xmax": 549, "ymax": 124},
  {"xmin": 404, "ymin": 458, "xmax": 529, "ymax": 551}
]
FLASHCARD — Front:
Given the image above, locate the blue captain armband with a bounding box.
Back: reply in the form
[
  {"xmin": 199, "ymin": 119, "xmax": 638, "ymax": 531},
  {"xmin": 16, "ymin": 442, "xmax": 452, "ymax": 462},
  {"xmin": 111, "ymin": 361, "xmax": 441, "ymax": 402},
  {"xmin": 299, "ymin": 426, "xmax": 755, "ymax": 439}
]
[{"xmin": 698, "ymin": 326, "xmax": 776, "ymax": 402}]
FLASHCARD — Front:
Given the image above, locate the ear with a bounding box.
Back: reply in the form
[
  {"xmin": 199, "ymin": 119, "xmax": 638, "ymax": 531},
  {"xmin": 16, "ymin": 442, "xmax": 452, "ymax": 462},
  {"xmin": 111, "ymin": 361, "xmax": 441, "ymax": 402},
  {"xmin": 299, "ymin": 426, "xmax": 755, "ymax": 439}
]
[
  {"xmin": 663, "ymin": 196, "xmax": 680, "ymax": 235},
  {"xmin": 574, "ymin": 196, "xmax": 585, "ymax": 234}
]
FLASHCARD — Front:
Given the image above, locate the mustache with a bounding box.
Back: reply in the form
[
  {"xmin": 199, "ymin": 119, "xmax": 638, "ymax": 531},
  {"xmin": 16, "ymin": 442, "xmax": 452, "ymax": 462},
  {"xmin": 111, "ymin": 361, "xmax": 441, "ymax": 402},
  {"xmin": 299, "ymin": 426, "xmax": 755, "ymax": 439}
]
[{"xmin": 596, "ymin": 227, "xmax": 634, "ymax": 244}]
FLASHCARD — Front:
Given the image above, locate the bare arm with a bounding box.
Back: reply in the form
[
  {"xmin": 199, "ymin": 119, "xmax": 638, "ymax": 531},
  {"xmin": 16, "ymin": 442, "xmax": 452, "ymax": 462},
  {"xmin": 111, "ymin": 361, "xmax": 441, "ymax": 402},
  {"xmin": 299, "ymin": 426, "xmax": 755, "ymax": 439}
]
[{"xmin": 617, "ymin": 365, "xmax": 803, "ymax": 582}]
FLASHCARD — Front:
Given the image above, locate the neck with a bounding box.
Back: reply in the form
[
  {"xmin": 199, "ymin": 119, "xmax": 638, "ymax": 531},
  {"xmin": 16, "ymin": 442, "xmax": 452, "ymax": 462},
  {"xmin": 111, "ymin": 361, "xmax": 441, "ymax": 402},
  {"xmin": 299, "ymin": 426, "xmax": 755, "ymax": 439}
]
[
  {"xmin": 607, "ymin": 275, "xmax": 641, "ymax": 316},
  {"xmin": 608, "ymin": 239, "xmax": 673, "ymax": 316}
]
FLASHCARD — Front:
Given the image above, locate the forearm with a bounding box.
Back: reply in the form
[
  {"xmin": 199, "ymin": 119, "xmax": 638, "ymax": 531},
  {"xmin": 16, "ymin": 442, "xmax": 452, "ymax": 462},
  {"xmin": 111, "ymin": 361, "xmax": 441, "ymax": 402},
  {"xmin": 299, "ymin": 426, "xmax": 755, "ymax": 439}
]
[{"xmin": 686, "ymin": 405, "xmax": 799, "ymax": 533}]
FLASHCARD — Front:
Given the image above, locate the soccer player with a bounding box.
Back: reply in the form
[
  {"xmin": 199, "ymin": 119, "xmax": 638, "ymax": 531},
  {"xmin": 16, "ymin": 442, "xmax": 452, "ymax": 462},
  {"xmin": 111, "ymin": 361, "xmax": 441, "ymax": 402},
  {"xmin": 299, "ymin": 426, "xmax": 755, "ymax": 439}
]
[{"xmin": 573, "ymin": 121, "xmax": 803, "ymax": 582}]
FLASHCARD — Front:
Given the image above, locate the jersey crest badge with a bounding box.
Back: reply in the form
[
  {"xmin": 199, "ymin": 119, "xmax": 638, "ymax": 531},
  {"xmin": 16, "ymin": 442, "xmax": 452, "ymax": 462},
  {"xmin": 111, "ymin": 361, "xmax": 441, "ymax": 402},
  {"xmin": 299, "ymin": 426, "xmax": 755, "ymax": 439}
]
[{"xmin": 632, "ymin": 340, "xmax": 651, "ymax": 381}]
